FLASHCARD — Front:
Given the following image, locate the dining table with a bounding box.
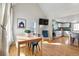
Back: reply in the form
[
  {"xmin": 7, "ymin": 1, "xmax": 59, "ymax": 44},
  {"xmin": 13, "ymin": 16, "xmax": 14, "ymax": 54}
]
[{"xmin": 16, "ymin": 34, "xmax": 42, "ymax": 56}]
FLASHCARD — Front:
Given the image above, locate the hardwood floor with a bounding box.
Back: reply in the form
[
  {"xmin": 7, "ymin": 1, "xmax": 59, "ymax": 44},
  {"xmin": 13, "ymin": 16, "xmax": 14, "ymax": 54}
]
[
  {"xmin": 0, "ymin": 50, "xmax": 3, "ymax": 56},
  {"xmin": 9, "ymin": 37, "xmax": 79, "ymax": 56}
]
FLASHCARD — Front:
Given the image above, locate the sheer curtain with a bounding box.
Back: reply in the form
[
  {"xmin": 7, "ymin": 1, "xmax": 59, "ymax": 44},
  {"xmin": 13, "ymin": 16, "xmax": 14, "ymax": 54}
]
[
  {"xmin": 6, "ymin": 3, "xmax": 14, "ymax": 55},
  {"xmin": 1, "ymin": 3, "xmax": 8, "ymax": 56},
  {"xmin": 0, "ymin": 3, "xmax": 2, "ymax": 52},
  {"xmin": 1, "ymin": 3, "xmax": 14, "ymax": 56}
]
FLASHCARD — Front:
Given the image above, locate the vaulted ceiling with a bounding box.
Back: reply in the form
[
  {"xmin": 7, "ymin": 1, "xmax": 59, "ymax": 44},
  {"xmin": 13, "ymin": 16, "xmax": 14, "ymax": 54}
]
[
  {"xmin": 39, "ymin": 3, "xmax": 79, "ymax": 18},
  {"xmin": 12, "ymin": 3, "xmax": 79, "ymax": 19}
]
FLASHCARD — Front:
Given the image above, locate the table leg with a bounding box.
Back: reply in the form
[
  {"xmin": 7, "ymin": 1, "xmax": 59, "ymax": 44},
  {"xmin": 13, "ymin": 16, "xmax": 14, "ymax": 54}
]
[
  {"xmin": 78, "ymin": 39, "xmax": 79, "ymax": 47},
  {"xmin": 18, "ymin": 43, "xmax": 20, "ymax": 56},
  {"xmin": 41, "ymin": 39, "xmax": 42, "ymax": 55}
]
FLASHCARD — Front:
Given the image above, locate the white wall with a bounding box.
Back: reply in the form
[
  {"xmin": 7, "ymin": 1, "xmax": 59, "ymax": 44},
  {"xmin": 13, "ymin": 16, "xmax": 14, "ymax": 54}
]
[
  {"xmin": 14, "ymin": 3, "xmax": 78, "ymax": 40},
  {"xmin": 13, "ymin": 3, "xmax": 47, "ymax": 40}
]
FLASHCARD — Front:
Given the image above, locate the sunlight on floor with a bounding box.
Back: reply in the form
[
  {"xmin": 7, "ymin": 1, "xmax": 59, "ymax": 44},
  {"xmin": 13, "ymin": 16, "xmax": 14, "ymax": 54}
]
[
  {"xmin": 20, "ymin": 52, "xmax": 25, "ymax": 56},
  {"xmin": 49, "ymin": 43, "xmax": 62, "ymax": 45},
  {"xmin": 43, "ymin": 41, "xmax": 48, "ymax": 44},
  {"xmin": 43, "ymin": 41, "xmax": 62, "ymax": 45}
]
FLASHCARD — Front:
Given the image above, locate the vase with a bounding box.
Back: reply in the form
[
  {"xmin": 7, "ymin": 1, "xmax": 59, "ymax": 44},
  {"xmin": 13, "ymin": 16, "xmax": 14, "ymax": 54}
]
[{"xmin": 25, "ymin": 33, "xmax": 31, "ymax": 37}]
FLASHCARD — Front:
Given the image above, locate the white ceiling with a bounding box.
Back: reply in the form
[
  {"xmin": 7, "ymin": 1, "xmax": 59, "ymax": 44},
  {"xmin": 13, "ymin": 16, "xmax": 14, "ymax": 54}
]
[
  {"xmin": 12, "ymin": 3, "xmax": 79, "ymax": 19},
  {"xmin": 39, "ymin": 3, "xmax": 79, "ymax": 18}
]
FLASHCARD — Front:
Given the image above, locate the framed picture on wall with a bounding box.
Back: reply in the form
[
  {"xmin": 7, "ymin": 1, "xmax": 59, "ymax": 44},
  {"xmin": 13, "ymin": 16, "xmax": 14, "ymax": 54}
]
[{"xmin": 17, "ymin": 18, "xmax": 26, "ymax": 28}]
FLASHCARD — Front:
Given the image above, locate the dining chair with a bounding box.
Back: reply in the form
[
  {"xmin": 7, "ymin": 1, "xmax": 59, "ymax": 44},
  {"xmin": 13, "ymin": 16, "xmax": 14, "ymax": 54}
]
[
  {"xmin": 31, "ymin": 41, "xmax": 40, "ymax": 54},
  {"xmin": 29, "ymin": 38, "xmax": 41, "ymax": 55}
]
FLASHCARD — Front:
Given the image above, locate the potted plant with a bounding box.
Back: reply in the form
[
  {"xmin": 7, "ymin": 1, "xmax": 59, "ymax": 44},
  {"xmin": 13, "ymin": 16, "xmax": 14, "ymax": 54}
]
[{"xmin": 24, "ymin": 29, "xmax": 31, "ymax": 37}]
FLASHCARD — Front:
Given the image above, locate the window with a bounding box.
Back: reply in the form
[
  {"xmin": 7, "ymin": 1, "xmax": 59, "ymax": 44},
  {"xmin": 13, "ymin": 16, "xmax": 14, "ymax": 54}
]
[
  {"xmin": 29, "ymin": 20, "xmax": 36, "ymax": 33},
  {"xmin": 73, "ymin": 23, "xmax": 79, "ymax": 31}
]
